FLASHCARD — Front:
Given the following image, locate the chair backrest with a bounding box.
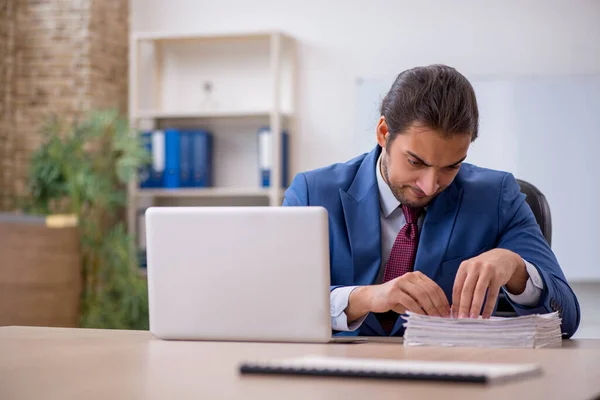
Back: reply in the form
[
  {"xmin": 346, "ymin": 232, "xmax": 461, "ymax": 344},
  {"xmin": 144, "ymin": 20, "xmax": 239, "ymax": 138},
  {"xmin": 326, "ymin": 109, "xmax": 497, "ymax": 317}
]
[{"xmin": 515, "ymin": 179, "xmax": 552, "ymax": 246}]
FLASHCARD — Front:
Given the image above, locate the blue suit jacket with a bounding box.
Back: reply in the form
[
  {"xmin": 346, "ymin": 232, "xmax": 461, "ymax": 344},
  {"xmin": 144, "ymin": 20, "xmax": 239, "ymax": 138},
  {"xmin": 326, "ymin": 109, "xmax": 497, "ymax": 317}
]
[{"xmin": 283, "ymin": 146, "xmax": 580, "ymax": 338}]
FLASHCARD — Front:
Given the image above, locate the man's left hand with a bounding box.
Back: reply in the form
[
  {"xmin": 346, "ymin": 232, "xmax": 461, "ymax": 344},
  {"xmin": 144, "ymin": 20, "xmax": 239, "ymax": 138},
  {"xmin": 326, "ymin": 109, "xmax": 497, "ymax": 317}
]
[{"xmin": 452, "ymin": 248, "xmax": 528, "ymax": 319}]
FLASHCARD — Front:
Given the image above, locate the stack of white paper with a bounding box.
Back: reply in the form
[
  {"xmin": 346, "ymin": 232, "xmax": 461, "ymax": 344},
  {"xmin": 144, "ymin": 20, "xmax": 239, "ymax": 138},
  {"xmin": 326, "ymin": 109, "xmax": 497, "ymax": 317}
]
[{"xmin": 403, "ymin": 311, "xmax": 562, "ymax": 348}]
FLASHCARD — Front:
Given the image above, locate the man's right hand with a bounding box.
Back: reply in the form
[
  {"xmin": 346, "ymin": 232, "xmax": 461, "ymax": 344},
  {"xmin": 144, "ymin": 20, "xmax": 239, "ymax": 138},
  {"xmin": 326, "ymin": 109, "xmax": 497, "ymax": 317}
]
[{"xmin": 345, "ymin": 271, "xmax": 451, "ymax": 324}]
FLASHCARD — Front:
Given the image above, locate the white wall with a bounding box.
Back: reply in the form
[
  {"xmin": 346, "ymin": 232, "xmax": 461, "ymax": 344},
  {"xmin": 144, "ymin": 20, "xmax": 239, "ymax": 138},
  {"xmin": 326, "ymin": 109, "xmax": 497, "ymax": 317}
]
[{"xmin": 130, "ymin": 0, "xmax": 600, "ymax": 280}]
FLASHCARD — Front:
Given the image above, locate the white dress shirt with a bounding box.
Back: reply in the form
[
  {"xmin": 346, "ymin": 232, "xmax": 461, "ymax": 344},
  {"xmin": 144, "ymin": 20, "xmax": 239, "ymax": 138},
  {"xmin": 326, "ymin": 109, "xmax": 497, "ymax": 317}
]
[{"xmin": 330, "ymin": 154, "xmax": 544, "ymax": 331}]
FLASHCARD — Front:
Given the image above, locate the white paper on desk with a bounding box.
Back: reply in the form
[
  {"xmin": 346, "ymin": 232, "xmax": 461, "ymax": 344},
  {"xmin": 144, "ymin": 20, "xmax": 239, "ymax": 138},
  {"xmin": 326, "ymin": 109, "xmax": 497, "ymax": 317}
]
[{"xmin": 403, "ymin": 311, "xmax": 562, "ymax": 349}]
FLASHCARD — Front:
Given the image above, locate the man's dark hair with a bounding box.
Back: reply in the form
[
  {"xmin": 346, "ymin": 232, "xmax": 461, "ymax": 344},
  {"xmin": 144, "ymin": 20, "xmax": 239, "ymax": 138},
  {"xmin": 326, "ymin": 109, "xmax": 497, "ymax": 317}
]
[{"xmin": 380, "ymin": 64, "xmax": 479, "ymax": 142}]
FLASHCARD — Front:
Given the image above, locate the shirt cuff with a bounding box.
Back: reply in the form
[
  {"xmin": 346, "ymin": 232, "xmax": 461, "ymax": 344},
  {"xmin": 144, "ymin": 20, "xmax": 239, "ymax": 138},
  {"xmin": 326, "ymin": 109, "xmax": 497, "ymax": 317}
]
[
  {"xmin": 504, "ymin": 259, "xmax": 544, "ymax": 306},
  {"xmin": 330, "ymin": 286, "xmax": 368, "ymax": 331}
]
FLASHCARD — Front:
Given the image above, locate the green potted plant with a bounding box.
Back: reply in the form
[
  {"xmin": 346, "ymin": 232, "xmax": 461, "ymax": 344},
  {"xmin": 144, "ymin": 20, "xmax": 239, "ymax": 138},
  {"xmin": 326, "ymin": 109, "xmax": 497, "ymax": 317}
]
[{"xmin": 23, "ymin": 109, "xmax": 151, "ymax": 329}]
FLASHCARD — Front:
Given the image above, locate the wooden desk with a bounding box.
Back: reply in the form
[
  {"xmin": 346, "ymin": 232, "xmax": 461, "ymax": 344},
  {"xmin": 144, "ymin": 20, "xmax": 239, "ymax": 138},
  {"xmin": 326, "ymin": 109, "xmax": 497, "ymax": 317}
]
[{"xmin": 1, "ymin": 327, "xmax": 599, "ymax": 400}]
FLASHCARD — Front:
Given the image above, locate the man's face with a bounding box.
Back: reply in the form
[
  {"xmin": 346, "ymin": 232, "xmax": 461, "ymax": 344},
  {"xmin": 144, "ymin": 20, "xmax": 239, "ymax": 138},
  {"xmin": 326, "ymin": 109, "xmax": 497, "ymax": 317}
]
[{"xmin": 376, "ymin": 119, "xmax": 471, "ymax": 208}]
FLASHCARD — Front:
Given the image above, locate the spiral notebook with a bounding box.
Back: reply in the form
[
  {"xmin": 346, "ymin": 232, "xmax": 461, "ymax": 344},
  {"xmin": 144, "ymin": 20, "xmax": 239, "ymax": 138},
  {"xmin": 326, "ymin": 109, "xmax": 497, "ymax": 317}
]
[{"xmin": 239, "ymin": 356, "xmax": 542, "ymax": 384}]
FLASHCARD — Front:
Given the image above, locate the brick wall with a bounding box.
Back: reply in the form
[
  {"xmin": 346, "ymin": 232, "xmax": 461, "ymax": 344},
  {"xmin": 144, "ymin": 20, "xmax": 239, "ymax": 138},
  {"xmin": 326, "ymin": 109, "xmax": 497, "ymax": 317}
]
[
  {"xmin": 0, "ymin": 0, "xmax": 16, "ymax": 210},
  {"xmin": 0, "ymin": 0, "xmax": 128, "ymax": 211},
  {"xmin": 89, "ymin": 0, "xmax": 129, "ymax": 112},
  {"xmin": 0, "ymin": 2, "xmax": 7, "ymax": 208}
]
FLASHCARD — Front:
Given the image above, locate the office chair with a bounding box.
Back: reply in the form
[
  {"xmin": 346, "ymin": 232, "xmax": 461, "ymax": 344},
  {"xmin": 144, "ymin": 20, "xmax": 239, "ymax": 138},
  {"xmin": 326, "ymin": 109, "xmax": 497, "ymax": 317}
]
[
  {"xmin": 515, "ymin": 179, "xmax": 552, "ymax": 246},
  {"xmin": 495, "ymin": 179, "xmax": 552, "ymax": 316}
]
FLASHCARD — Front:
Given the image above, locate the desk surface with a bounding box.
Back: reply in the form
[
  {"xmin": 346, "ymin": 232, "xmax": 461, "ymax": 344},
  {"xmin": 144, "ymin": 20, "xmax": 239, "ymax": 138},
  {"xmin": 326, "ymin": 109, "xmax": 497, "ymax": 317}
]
[{"xmin": 1, "ymin": 327, "xmax": 599, "ymax": 400}]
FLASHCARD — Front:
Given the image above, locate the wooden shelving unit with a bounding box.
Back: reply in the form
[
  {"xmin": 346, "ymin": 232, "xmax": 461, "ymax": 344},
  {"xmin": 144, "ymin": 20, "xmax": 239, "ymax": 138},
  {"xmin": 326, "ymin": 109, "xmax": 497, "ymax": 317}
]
[
  {"xmin": 136, "ymin": 187, "xmax": 283, "ymax": 199},
  {"xmin": 135, "ymin": 109, "xmax": 293, "ymax": 120},
  {"xmin": 127, "ymin": 30, "xmax": 297, "ymax": 252}
]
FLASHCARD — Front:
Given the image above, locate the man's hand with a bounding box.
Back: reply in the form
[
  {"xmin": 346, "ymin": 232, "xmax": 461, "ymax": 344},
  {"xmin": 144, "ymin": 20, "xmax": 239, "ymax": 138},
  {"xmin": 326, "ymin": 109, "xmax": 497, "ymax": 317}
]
[
  {"xmin": 346, "ymin": 271, "xmax": 450, "ymax": 324},
  {"xmin": 452, "ymin": 248, "xmax": 529, "ymax": 319}
]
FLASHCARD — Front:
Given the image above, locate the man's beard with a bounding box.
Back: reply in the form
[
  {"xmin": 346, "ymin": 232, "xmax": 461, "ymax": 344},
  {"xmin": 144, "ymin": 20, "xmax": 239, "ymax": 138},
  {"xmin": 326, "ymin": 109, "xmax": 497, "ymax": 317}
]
[{"xmin": 382, "ymin": 155, "xmax": 432, "ymax": 208}]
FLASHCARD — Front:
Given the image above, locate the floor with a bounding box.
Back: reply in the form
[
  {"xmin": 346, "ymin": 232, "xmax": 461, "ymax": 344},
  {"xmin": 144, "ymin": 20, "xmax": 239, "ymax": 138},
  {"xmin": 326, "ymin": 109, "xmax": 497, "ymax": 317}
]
[{"xmin": 570, "ymin": 282, "xmax": 600, "ymax": 338}]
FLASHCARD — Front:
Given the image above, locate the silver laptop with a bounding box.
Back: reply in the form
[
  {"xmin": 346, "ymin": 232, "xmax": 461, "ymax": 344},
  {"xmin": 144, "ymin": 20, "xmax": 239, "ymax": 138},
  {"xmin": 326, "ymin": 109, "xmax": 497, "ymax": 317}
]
[{"xmin": 145, "ymin": 206, "xmax": 364, "ymax": 343}]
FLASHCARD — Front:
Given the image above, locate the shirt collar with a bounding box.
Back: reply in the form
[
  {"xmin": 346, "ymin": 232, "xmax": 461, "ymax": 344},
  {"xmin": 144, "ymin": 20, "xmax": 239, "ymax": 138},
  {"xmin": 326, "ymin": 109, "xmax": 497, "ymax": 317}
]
[{"xmin": 376, "ymin": 153, "xmax": 401, "ymax": 218}]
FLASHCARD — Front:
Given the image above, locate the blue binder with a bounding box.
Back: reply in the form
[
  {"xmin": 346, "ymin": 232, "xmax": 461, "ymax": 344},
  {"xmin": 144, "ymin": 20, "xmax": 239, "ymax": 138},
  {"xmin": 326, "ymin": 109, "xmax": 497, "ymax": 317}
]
[
  {"xmin": 139, "ymin": 130, "xmax": 165, "ymax": 188},
  {"xmin": 164, "ymin": 128, "xmax": 180, "ymax": 188},
  {"xmin": 179, "ymin": 131, "xmax": 194, "ymax": 187},
  {"xmin": 139, "ymin": 132, "xmax": 153, "ymax": 188},
  {"xmin": 151, "ymin": 130, "xmax": 166, "ymax": 187},
  {"xmin": 258, "ymin": 127, "xmax": 289, "ymax": 188},
  {"xmin": 192, "ymin": 130, "xmax": 213, "ymax": 187},
  {"xmin": 282, "ymin": 132, "xmax": 289, "ymax": 187}
]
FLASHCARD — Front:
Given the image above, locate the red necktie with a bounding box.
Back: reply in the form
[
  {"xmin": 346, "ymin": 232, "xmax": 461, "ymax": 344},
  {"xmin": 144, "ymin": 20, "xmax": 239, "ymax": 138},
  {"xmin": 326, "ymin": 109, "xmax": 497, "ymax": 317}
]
[{"xmin": 378, "ymin": 204, "xmax": 423, "ymax": 334}]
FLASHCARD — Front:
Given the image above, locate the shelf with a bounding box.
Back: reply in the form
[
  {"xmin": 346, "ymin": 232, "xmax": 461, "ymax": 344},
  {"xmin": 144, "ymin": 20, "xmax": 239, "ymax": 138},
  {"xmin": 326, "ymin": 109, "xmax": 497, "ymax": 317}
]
[
  {"xmin": 135, "ymin": 110, "xmax": 292, "ymax": 120},
  {"xmin": 133, "ymin": 30, "xmax": 291, "ymax": 43},
  {"xmin": 136, "ymin": 187, "xmax": 285, "ymax": 199}
]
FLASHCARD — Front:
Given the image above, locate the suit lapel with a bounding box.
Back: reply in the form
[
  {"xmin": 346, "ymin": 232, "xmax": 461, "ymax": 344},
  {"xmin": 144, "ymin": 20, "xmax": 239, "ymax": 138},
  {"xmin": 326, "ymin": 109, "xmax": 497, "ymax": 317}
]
[
  {"xmin": 414, "ymin": 181, "xmax": 463, "ymax": 279},
  {"xmin": 339, "ymin": 146, "xmax": 382, "ymax": 286},
  {"xmin": 338, "ymin": 146, "xmax": 386, "ymax": 336}
]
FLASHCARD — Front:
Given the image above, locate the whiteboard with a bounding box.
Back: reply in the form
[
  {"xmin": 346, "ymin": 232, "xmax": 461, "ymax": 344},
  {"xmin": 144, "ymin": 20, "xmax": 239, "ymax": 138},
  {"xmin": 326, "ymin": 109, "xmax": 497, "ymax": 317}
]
[{"xmin": 355, "ymin": 74, "xmax": 600, "ymax": 281}]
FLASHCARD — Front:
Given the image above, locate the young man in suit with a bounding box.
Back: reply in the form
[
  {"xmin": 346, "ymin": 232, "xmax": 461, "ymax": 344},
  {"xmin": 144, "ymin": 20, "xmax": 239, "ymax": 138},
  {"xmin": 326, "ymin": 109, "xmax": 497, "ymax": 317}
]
[{"xmin": 283, "ymin": 64, "xmax": 580, "ymax": 337}]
